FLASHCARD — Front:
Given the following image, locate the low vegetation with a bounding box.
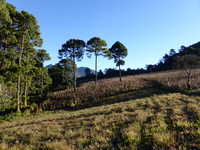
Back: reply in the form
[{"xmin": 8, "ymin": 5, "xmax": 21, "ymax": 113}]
[
  {"xmin": 44, "ymin": 69, "xmax": 200, "ymax": 110},
  {"xmin": 0, "ymin": 70, "xmax": 200, "ymax": 149},
  {"xmin": 0, "ymin": 91, "xmax": 199, "ymax": 149},
  {"xmin": 1, "ymin": 1, "xmax": 200, "ymax": 149}
]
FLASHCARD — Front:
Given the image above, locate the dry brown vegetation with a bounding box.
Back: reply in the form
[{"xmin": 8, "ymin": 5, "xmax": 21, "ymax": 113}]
[
  {"xmin": 0, "ymin": 92, "xmax": 199, "ymax": 149},
  {"xmin": 0, "ymin": 70, "xmax": 200, "ymax": 149},
  {"xmin": 43, "ymin": 69, "xmax": 200, "ymax": 110}
]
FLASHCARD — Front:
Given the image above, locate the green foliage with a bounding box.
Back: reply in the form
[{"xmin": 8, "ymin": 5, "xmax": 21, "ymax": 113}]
[
  {"xmin": 58, "ymin": 39, "xmax": 85, "ymax": 61},
  {"xmin": 149, "ymin": 42, "xmax": 200, "ymax": 72},
  {"xmin": 0, "ymin": 1, "xmax": 52, "ymax": 112},
  {"xmin": 109, "ymin": 41, "xmax": 128, "ymax": 81},
  {"xmin": 86, "ymin": 37, "xmax": 108, "ymax": 57},
  {"xmin": 109, "ymin": 41, "xmax": 128, "ymax": 66},
  {"xmin": 0, "ymin": 90, "xmax": 199, "ymax": 149},
  {"xmin": 48, "ymin": 60, "xmax": 75, "ymax": 91},
  {"xmin": 36, "ymin": 49, "xmax": 51, "ymax": 67},
  {"xmin": 0, "ymin": 90, "xmax": 15, "ymax": 111},
  {"xmin": 174, "ymin": 54, "xmax": 200, "ymax": 71},
  {"xmin": 0, "ymin": 112, "xmax": 22, "ymax": 123},
  {"xmin": 59, "ymin": 39, "xmax": 85, "ymax": 91},
  {"xmin": 0, "ymin": 0, "xmax": 12, "ymax": 23},
  {"xmin": 86, "ymin": 37, "xmax": 109, "ymax": 84}
]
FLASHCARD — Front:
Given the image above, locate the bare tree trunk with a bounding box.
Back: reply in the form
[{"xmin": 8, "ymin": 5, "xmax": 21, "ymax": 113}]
[
  {"xmin": 24, "ymin": 54, "xmax": 30, "ymax": 107},
  {"xmin": 73, "ymin": 57, "xmax": 76, "ymax": 92},
  {"xmin": 41, "ymin": 70, "xmax": 43, "ymax": 96},
  {"xmin": 95, "ymin": 53, "xmax": 97, "ymax": 86},
  {"xmin": 17, "ymin": 76, "xmax": 21, "ymax": 112},
  {"xmin": 119, "ymin": 64, "xmax": 122, "ymax": 82},
  {"xmin": 185, "ymin": 69, "xmax": 191, "ymax": 90},
  {"xmin": 17, "ymin": 34, "xmax": 25, "ymax": 112},
  {"xmin": 187, "ymin": 72, "xmax": 191, "ymax": 90},
  {"xmin": 24, "ymin": 81, "xmax": 28, "ymax": 107}
]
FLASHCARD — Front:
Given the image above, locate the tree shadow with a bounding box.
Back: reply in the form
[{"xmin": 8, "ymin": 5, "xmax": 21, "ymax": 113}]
[
  {"xmin": 142, "ymin": 78, "xmax": 182, "ymax": 93},
  {"xmin": 45, "ymin": 87, "xmax": 170, "ymax": 111}
]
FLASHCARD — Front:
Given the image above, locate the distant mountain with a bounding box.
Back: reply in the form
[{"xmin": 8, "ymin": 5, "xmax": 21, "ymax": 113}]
[
  {"xmin": 77, "ymin": 67, "xmax": 95, "ymax": 77},
  {"xmin": 46, "ymin": 64, "xmax": 94, "ymax": 77}
]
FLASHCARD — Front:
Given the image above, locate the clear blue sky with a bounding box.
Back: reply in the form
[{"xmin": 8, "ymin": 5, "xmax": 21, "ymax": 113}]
[{"xmin": 6, "ymin": 0, "xmax": 200, "ymax": 71}]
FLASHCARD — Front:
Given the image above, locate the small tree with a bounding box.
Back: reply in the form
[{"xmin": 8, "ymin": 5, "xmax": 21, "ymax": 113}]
[
  {"xmin": 85, "ymin": 67, "xmax": 92, "ymax": 77},
  {"xmin": 48, "ymin": 61, "xmax": 74, "ymax": 91},
  {"xmin": 86, "ymin": 37, "xmax": 109, "ymax": 85},
  {"xmin": 59, "ymin": 58, "xmax": 75, "ymax": 84},
  {"xmin": 174, "ymin": 54, "xmax": 200, "ymax": 90},
  {"xmin": 59, "ymin": 39, "xmax": 85, "ymax": 92},
  {"xmin": 109, "ymin": 41, "xmax": 128, "ymax": 82}
]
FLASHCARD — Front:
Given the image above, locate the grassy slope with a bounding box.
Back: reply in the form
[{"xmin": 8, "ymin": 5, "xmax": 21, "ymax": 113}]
[{"xmin": 0, "ymin": 71, "xmax": 200, "ymax": 149}]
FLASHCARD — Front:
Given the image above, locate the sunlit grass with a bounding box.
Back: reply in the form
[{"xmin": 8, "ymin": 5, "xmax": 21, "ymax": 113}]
[
  {"xmin": 0, "ymin": 91, "xmax": 199, "ymax": 149},
  {"xmin": 1, "ymin": 70, "xmax": 200, "ymax": 149}
]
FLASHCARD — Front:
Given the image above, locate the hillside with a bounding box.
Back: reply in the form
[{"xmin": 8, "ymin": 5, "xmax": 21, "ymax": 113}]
[
  {"xmin": 43, "ymin": 69, "xmax": 200, "ymax": 110},
  {"xmin": 77, "ymin": 67, "xmax": 95, "ymax": 77},
  {"xmin": 0, "ymin": 92, "xmax": 199, "ymax": 149},
  {"xmin": 0, "ymin": 70, "xmax": 200, "ymax": 149}
]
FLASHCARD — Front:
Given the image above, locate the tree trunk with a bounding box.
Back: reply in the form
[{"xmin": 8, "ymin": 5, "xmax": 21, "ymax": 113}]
[
  {"xmin": 17, "ymin": 76, "xmax": 21, "ymax": 112},
  {"xmin": 41, "ymin": 69, "xmax": 43, "ymax": 96},
  {"xmin": 17, "ymin": 34, "xmax": 25, "ymax": 112},
  {"xmin": 24, "ymin": 81, "xmax": 28, "ymax": 107},
  {"xmin": 38, "ymin": 68, "xmax": 44, "ymax": 112},
  {"xmin": 119, "ymin": 64, "xmax": 122, "ymax": 82},
  {"xmin": 95, "ymin": 54, "xmax": 98, "ymax": 86},
  {"xmin": 73, "ymin": 57, "xmax": 76, "ymax": 92},
  {"xmin": 24, "ymin": 54, "xmax": 30, "ymax": 107},
  {"xmin": 187, "ymin": 72, "xmax": 191, "ymax": 90}
]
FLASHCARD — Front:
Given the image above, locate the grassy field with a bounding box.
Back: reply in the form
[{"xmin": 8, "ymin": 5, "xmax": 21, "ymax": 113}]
[{"xmin": 0, "ymin": 70, "xmax": 200, "ymax": 149}]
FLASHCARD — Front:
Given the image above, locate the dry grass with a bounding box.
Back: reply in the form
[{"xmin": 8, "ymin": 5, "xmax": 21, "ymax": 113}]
[
  {"xmin": 0, "ymin": 92, "xmax": 199, "ymax": 149},
  {"xmin": 44, "ymin": 69, "xmax": 200, "ymax": 110},
  {"xmin": 0, "ymin": 70, "xmax": 200, "ymax": 149},
  {"xmin": 43, "ymin": 76, "xmax": 151, "ymax": 110}
]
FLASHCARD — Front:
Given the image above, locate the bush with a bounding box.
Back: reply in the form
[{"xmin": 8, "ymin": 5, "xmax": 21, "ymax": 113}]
[
  {"xmin": 0, "ymin": 112, "xmax": 22, "ymax": 123},
  {"xmin": 0, "ymin": 91, "xmax": 15, "ymax": 111}
]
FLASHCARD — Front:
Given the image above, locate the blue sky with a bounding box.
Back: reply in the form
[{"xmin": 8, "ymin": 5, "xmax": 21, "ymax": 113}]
[{"xmin": 6, "ymin": 0, "xmax": 200, "ymax": 71}]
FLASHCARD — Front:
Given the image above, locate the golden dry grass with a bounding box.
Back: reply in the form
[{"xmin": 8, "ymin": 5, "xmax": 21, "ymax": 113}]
[
  {"xmin": 0, "ymin": 92, "xmax": 199, "ymax": 149},
  {"xmin": 0, "ymin": 70, "xmax": 200, "ymax": 149},
  {"xmin": 44, "ymin": 69, "xmax": 200, "ymax": 110}
]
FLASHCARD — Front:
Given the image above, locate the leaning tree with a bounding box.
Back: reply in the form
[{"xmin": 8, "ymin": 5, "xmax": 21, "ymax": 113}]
[
  {"xmin": 59, "ymin": 39, "xmax": 85, "ymax": 92},
  {"xmin": 86, "ymin": 37, "xmax": 109, "ymax": 85},
  {"xmin": 109, "ymin": 41, "xmax": 128, "ymax": 82}
]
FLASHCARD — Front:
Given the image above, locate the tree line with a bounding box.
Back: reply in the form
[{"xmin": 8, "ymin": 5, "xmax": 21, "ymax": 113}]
[
  {"xmin": 1, "ymin": 0, "xmax": 200, "ymax": 113},
  {"xmin": 0, "ymin": 0, "xmax": 51, "ymax": 112},
  {"xmin": 57, "ymin": 38, "xmax": 128, "ymax": 92},
  {"xmin": 146, "ymin": 42, "xmax": 200, "ymax": 90},
  {"xmin": 0, "ymin": 0, "xmax": 128, "ymax": 112}
]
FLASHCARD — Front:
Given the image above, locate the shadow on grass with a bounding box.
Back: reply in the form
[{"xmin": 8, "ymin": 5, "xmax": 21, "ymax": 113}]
[
  {"xmin": 45, "ymin": 87, "xmax": 170, "ymax": 112},
  {"xmin": 183, "ymin": 106, "xmax": 199, "ymax": 124},
  {"xmin": 43, "ymin": 78, "xmax": 182, "ymax": 111},
  {"xmin": 142, "ymin": 78, "xmax": 183, "ymax": 93}
]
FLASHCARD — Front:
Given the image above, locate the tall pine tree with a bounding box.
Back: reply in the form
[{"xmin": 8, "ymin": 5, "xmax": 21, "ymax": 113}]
[
  {"xmin": 109, "ymin": 41, "xmax": 128, "ymax": 82},
  {"xmin": 59, "ymin": 39, "xmax": 85, "ymax": 92},
  {"xmin": 86, "ymin": 37, "xmax": 109, "ymax": 85}
]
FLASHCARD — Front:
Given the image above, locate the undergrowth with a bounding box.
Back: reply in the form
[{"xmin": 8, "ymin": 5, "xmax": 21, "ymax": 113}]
[
  {"xmin": 0, "ymin": 92, "xmax": 199, "ymax": 149},
  {"xmin": 44, "ymin": 70, "xmax": 200, "ymax": 110},
  {"xmin": 0, "ymin": 70, "xmax": 200, "ymax": 149}
]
